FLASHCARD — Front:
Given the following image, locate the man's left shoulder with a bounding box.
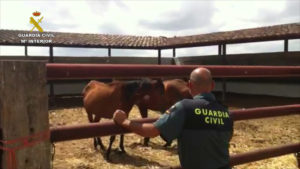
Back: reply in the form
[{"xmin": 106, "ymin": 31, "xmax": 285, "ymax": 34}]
[{"xmin": 165, "ymin": 101, "xmax": 186, "ymax": 114}]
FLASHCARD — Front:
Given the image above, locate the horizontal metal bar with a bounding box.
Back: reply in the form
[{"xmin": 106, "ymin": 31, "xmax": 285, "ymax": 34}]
[
  {"xmin": 173, "ymin": 143, "xmax": 300, "ymax": 168},
  {"xmin": 231, "ymin": 104, "xmax": 300, "ymax": 121},
  {"xmin": 230, "ymin": 142, "xmax": 300, "ymax": 166},
  {"xmin": 50, "ymin": 118, "xmax": 157, "ymax": 142},
  {"xmin": 46, "ymin": 64, "xmax": 300, "ymax": 80},
  {"xmin": 50, "ymin": 104, "xmax": 300, "ymax": 143}
]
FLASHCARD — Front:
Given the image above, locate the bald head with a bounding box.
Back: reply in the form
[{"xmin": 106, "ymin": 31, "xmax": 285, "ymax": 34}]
[
  {"xmin": 190, "ymin": 68, "xmax": 212, "ymax": 85},
  {"xmin": 188, "ymin": 67, "xmax": 214, "ymax": 96}
]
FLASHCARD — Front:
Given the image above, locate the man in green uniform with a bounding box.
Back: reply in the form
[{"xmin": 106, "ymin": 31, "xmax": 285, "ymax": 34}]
[{"xmin": 113, "ymin": 67, "xmax": 233, "ymax": 169}]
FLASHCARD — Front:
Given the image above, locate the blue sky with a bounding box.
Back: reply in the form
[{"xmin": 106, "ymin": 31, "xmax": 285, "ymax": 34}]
[{"xmin": 0, "ymin": 0, "xmax": 299, "ymax": 57}]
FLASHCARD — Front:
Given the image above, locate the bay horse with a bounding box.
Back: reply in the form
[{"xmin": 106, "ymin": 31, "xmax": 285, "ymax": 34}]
[
  {"xmin": 82, "ymin": 79, "xmax": 164, "ymax": 160},
  {"xmin": 137, "ymin": 79, "xmax": 192, "ymax": 146}
]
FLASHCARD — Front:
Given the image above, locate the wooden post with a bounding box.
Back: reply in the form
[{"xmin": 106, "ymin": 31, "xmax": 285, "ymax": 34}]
[
  {"xmin": 0, "ymin": 61, "xmax": 50, "ymax": 169},
  {"xmin": 172, "ymin": 48, "xmax": 176, "ymax": 65},
  {"xmin": 158, "ymin": 49, "xmax": 161, "ymax": 65},
  {"xmin": 284, "ymin": 39, "xmax": 288, "ymax": 52}
]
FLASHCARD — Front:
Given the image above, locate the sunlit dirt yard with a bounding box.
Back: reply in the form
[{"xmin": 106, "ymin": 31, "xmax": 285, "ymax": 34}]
[{"xmin": 49, "ymin": 95, "xmax": 300, "ymax": 169}]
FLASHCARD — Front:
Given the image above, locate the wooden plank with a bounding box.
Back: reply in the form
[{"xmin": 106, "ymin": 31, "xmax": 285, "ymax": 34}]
[{"xmin": 0, "ymin": 61, "xmax": 50, "ymax": 169}]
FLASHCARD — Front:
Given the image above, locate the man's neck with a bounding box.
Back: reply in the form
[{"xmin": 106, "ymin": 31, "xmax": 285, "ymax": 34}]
[{"xmin": 192, "ymin": 91, "xmax": 211, "ymax": 97}]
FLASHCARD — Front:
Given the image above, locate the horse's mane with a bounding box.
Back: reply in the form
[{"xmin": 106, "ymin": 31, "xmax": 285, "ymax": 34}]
[{"xmin": 122, "ymin": 79, "xmax": 151, "ymax": 100}]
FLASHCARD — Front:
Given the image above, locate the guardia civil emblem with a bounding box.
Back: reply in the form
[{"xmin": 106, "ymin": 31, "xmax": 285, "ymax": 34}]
[{"xmin": 30, "ymin": 11, "xmax": 44, "ymax": 32}]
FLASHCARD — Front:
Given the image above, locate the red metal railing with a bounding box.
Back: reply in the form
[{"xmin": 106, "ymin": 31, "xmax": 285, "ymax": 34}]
[
  {"xmin": 230, "ymin": 143, "xmax": 300, "ymax": 166},
  {"xmin": 172, "ymin": 143, "xmax": 300, "ymax": 168},
  {"xmin": 49, "ymin": 104, "xmax": 300, "ymax": 166},
  {"xmin": 46, "ymin": 64, "xmax": 300, "ymax": 167},
  {"xmin": 50, "ymin": 104, "xmax": 300, "ymax": 142},
  {"xmin": 46, "ymin": 64, "xmax": 300, "ymax": 80}
]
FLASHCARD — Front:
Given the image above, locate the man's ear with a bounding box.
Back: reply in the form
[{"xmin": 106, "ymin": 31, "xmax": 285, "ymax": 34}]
[
  {"xmin": 188, "ymin": 80, "xmax": 192, "ymax": 88},
  {"xmin": 211, "ymin": 80, "xmax": 215, "ymax": 90}
]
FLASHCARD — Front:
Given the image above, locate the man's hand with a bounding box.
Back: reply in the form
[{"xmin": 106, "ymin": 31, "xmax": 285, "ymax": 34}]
[
  {"xmin": 113, "ymin": 109, "xmax": 160, "ymax": 138},
  {"xmin": 113, "ymin": 109, "xmax": 128, "ymax": 126}
]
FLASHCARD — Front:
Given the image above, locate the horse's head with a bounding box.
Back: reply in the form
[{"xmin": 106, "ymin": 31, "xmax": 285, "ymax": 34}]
[
  {"xmin": 137, "ymin": 78, "xmax": 164, "ymax": 97},
  {"xmin": 123, "ymin": 79, "xmax": 164, "ymax": 103}
]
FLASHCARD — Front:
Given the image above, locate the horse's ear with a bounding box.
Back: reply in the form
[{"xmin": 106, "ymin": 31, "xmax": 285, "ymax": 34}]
[
  {"xmin": 182, "ymin": 77, "xmax": 189, "ymax": 82},
  {"xmin": 123, "ymin": 81, "xmax": 140, "ymax": 100},
  {"xmin": 154, "ymin": 78, "xmax": 164, "ymax": 95},
  {"xmin": 155, "ymin": 78, "xmax": 162, "ymax": 84}
]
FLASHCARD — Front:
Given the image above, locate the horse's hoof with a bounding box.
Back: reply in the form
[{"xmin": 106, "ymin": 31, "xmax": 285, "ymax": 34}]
[
  {"xmin": 117, "ymin": 148, "xmax": 126, "ymax": 154},
  {"xmin": 143, "ymin": 138, "xmax": 150, "ymax": 147},
  {"xmin": 99, "ymin": 145, "xmax": 106, "ymax": 151},
  {"xmin": 93, "ymin": 142, "xmax": 98, "ymax": 149},
  {"xmin": 143, "ymin": 143, "xmax": 149, "ymax": 147},
  {"xmin": 105, "ymin": 155, "xmax": 112, "ymax": 162},
  {"xmin": 163, "ymin": 142, "xmax": 171, "ymax": 147}
]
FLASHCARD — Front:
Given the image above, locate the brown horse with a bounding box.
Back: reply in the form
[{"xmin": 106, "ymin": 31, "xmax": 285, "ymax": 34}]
[
  {"xmin": 137, "ymin": 79, "xmax": 192, "ymax": 146},
  {"xmin": 82, "ymin": 79, "xmax": 164, "ymax": 160}
]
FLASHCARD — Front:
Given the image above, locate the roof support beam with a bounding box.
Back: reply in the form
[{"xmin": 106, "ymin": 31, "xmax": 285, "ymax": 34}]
[
  {"xmin": 107, "ymin": 48, "xmax": 111, "ymax": 63},
  {"xmin": 284, "ymin": 39, "xmax": 289, "ymax": 52},
  {"xmin": 49, "ymin": 46, "xmax": 55, "ymax": 106},
  {"xmin": 158, "ymin": 49, "xmax": 161, "ymax": 65},
  {"xmin": 172, "ymin": 48, "xmax": 176, "ymax": 65},
  {"xmin": 49, "ymin": 46, "xmax": 54, "ymax": 63},
  {"xmin": 219, "ymin": 44, "xmax": 227, "ymax": 101},
  {"xmin": 25, "ymin": 45, "xmax": 28, "ymax": 56}
]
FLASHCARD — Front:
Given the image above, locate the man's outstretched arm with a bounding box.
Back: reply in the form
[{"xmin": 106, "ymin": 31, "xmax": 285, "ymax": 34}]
[{"xmin": 113, "ymin": 109, "xmax": 160, "ymax": 138}]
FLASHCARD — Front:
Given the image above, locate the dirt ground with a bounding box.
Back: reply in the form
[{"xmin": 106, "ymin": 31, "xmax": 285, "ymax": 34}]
[{"xmin": 49, "ymin": 95, "xmax": 300, "ymax": 169}]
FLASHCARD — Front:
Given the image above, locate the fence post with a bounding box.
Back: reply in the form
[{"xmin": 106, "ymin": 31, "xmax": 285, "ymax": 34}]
[{"xmin": 0, "ymin": 61, "xmax": 50, "ymax": 169}]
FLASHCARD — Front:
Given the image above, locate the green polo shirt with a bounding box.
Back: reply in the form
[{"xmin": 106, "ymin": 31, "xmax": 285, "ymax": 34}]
[{"xmin": 154, "ymin": 93, "xmax": 233, "ymax": 169}]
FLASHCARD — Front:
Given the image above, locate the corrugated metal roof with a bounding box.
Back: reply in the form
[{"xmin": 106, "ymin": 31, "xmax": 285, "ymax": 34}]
[{"xmin": 0, "ymin": 23, "xmax": 299, "ymax": 49}]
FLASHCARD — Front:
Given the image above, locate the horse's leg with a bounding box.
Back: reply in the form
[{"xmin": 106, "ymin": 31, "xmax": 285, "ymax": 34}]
[
  {"xmin": 94, "ymin": 116, "xmax": 105, "ymax": 151},
  {"xmin": 163, "ymin": 141, "xmax": 172, "ymax": 147},
  {"xmin": 119, "ymin": 134, "xmax": 126, "ymax": 153},
  {"xmin": 106, "ymin": 135, "xmax": 116, "ymax": 161},
  {"xmin": 138, "ymin": 105, "xmax": 150, "ymax": 146},
  {"xmin": 87, "ymin": 112, "xmax": 99, "ymax": 149}
]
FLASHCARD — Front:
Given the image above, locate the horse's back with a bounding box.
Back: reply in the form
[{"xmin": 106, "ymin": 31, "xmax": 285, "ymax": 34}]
[
  {"xmin": 164, "ymin": 79, "xmax": 192, "ymax": 103},
  {"xmin": 83, "ymin": 81, "xmax": 122, "ymax": 118}
]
